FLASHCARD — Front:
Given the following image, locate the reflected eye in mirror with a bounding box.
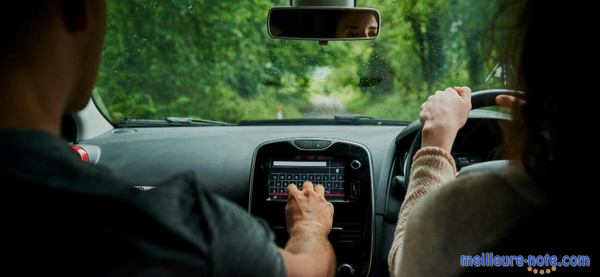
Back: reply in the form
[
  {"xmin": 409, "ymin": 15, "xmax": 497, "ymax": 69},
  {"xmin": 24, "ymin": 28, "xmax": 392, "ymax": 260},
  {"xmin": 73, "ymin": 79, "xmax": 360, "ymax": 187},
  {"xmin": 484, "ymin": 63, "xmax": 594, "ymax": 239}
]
[
  {"xmin": 335, "ymin": 11, "xmax": 379, "ymax": 38},
  {"xmin": 268, "ymin": 7, "xmax": 380, "ymax": 41}
]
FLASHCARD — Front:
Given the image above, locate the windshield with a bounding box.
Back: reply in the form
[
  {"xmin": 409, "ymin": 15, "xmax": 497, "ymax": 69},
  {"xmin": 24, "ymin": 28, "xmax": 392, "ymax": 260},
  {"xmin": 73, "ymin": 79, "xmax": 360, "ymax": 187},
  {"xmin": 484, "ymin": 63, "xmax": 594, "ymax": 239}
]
[{"xmin": 94, "ymin": 0, "xmax": 508, "ymax": 124}]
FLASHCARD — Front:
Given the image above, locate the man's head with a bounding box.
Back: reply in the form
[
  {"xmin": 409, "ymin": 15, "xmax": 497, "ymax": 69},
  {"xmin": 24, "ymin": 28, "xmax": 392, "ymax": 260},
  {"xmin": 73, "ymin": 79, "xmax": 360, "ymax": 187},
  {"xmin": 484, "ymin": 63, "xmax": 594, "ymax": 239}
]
[{"xmin": 0, "ymin": 1, "xmax": 106, "ymax": 127}]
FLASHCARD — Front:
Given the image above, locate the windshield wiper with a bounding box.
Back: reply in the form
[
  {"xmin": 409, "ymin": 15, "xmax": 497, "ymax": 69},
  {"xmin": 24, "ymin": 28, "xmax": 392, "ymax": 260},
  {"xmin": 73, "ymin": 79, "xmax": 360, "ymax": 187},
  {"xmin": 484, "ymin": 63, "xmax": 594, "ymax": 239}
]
[
  {"xmin": 332, "ymin": 114, "xmax": 376, "ymax": 123},
  {"xmin": 239, "ymin": 115, "xmax": 408, "ymax": 126},
  {"xmin": 165, "ymin": 117, "xmax": 234, "ymax": 126},
  {"xmin": 115, "ymin": 117, "xmax": 234, "ymax": 127}
]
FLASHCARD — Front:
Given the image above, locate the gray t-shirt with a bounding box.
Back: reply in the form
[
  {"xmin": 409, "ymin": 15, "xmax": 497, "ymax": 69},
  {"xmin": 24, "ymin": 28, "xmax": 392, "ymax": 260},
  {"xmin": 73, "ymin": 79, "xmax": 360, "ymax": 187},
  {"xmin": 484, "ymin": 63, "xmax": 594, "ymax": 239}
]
[{"xmin": 0, "ymin": 129, "xmax": 284, "ymax": 277}]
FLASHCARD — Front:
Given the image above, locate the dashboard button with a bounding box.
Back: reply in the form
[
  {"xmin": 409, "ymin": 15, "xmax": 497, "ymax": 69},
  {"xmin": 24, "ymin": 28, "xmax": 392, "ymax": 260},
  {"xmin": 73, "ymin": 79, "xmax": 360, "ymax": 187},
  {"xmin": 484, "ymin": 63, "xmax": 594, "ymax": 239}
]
[
  {"xmin": 337, "ymin": 263, "xmax": 355, "ymax": 277},
  {"xmin": 313, "ymin": 140, "xmax": 332, "ymax": 149},
  {"xmin": 351, "ymin": 160, "xmax": 362, "ymax": 170},
  {"xmin": 294, "ymin": 140, "xmax": 314, "ymax": 149},
  {"xmin": 351, "ymin": 181, "xmax": 360, "ymax": 198}
]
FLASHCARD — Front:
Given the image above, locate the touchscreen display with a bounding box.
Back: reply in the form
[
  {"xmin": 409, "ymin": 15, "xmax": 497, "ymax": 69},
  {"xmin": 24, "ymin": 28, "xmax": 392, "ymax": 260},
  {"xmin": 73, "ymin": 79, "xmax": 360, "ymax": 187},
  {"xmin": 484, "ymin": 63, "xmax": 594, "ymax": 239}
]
[{"xmin": 268, "ymin": 159, "xmax": 345, "ymax": 201}]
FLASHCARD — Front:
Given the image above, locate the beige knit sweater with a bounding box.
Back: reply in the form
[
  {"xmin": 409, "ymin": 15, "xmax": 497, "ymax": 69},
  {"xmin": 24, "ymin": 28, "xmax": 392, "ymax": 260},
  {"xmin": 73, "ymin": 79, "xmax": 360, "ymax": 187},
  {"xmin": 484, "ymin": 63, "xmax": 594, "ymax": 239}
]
[{"xmin": 387, "ymin": 146, "xmax": 550, "ymax": 276}]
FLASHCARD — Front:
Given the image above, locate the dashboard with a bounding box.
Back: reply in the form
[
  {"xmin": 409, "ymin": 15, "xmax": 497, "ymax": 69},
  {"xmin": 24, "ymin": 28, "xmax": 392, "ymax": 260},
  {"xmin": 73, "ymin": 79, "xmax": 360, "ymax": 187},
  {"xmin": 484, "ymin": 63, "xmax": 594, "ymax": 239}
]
[{"xmin": 78, "ymin": 113, "xmax": 507, "ymax": 277}]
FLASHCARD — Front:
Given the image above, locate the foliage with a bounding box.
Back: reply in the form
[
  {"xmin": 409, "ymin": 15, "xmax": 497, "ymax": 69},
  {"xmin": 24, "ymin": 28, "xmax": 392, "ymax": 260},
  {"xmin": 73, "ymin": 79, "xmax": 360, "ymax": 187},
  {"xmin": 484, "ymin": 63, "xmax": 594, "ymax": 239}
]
[{"xmin": 95, "ymin": 0, "xmax": 509, "ymax": 123}]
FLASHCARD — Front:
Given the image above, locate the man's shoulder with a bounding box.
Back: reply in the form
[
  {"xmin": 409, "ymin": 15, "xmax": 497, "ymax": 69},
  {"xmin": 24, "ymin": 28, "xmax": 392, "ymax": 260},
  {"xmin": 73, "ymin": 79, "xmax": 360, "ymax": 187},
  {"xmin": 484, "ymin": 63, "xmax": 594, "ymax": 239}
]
[
  {"xmin": 132, "ymin": 172, "xmax": 285, "ymax": 277},
  {"xmin": 0, "ymin": 128, "xmax": 134, "ymax": 194}
]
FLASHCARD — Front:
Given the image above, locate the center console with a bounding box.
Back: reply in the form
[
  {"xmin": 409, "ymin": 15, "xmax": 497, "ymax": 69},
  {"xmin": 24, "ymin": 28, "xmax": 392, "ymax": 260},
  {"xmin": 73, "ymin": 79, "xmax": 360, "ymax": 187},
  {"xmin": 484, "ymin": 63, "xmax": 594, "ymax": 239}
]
[{"xmin": 249, "ymin": 138, "xmax": 373, "ymax": 276}]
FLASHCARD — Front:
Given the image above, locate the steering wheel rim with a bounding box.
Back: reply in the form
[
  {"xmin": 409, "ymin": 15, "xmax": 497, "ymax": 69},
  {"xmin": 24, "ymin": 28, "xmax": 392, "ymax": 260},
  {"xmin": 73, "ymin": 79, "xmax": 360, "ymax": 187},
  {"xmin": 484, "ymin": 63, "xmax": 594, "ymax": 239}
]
[{"xmin": 403, "ymin": 89, "xmax": 524, "ymax": 188}]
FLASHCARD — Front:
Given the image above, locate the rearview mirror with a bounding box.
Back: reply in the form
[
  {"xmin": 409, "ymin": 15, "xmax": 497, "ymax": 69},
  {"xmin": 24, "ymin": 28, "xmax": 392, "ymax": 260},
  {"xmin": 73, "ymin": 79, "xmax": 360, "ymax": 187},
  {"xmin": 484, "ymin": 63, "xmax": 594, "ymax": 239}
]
[{"xmin": 268, "ymin": 7, "xmax": 381, "ymax": 41}]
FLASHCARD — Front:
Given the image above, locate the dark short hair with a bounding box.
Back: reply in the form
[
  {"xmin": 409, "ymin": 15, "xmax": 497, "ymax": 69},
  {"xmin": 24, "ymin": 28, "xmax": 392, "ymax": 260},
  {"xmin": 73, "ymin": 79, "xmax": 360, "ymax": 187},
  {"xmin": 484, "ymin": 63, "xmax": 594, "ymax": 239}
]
[{"xmin": 0, "ymin": 2, "xmax": 49, "ymax": 64}]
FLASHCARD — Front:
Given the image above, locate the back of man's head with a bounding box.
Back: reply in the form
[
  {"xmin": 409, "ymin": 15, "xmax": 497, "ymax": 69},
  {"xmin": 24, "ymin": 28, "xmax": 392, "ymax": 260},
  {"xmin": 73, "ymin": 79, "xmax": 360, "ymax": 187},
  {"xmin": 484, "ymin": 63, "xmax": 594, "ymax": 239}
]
[
  {"xmin": 0, "ymin": 1, "xmax": 106, "ymax": 133},
  {"xmin": 0, "ymin": 3, "xmax": 50, "ymax": 69}
]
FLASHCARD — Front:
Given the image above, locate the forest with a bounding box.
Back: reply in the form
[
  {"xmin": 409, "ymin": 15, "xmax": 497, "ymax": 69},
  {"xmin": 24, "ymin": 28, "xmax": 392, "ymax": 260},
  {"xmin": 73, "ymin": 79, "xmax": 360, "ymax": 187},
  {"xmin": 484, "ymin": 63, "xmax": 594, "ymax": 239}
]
[{"xmin": 94, "ymin": 0, "xmax": 510, "ymax": 123}]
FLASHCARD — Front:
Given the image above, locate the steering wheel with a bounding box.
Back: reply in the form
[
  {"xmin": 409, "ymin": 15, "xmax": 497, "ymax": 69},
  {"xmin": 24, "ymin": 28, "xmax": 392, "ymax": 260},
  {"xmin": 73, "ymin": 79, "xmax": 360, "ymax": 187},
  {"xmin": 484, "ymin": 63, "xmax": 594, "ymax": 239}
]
[{"xmin": 403, "ymin": 89, "xmax": 525, "ymax": 188}]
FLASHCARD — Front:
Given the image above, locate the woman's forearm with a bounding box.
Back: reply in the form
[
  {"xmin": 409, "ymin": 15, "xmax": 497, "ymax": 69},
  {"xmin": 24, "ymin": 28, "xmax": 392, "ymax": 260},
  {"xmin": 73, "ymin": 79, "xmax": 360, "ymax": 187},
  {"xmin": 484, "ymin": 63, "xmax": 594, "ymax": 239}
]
[{"xmin": 388, "ymin": 146, "xmax": 457, "ymax": 275}]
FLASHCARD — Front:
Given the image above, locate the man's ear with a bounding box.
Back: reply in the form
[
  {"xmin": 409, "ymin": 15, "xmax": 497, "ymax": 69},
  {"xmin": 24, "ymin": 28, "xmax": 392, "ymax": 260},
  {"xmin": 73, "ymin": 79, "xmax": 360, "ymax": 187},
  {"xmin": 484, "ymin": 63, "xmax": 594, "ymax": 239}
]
[{"xmin": 61, "ymin": 0, "xmax": 91, "ymax": 32}]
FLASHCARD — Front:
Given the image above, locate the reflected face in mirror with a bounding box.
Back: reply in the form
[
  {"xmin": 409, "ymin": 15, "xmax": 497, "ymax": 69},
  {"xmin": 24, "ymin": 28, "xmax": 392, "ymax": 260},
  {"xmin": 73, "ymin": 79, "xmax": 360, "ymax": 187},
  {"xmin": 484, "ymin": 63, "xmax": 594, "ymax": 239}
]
[
  {"xmin": 268, "ymin": 8, "xmax": 380, "ymax": 40},
  {"xmin": 335, "ymin": 12, "xmax": 379, "ymax": 38}
]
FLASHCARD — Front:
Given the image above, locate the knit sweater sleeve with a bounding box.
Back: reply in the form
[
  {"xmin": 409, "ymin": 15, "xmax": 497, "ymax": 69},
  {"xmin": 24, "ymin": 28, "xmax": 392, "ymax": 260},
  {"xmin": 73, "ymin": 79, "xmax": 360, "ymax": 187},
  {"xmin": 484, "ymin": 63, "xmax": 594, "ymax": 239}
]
[{"xmin": 388, "ymin": 146, "xmax": 456, "ymax": 276}]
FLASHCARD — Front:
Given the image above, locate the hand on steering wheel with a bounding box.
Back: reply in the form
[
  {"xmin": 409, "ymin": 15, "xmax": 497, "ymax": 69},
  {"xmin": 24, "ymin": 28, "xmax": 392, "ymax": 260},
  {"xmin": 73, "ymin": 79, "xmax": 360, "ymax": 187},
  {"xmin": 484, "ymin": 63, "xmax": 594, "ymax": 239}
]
[
  {"xmin": 495, "ymin": 95, "xmax": 526, "ymax": 109},
  {"xmin": 419, "ymin": 87, "xmax": 472, "ymax": 152},
  {"xmin": 403, "ymin": 89, "xmax": 525, "ymax": 189}
]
